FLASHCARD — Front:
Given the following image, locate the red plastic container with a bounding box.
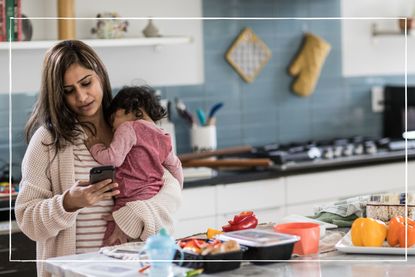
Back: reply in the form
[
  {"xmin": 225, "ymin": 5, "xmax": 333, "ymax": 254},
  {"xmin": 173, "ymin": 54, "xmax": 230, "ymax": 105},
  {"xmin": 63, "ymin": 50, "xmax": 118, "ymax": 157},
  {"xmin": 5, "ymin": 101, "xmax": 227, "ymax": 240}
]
[{"xmin": 274, "ymin": 222, "xmax": 320, "ymax": 255}]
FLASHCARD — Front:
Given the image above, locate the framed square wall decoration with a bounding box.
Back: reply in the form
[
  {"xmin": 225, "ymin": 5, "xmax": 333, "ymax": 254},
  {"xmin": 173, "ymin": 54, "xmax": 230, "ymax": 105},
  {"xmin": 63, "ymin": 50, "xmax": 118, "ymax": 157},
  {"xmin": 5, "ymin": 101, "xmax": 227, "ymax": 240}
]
[{"xmin": 225, "ymin": 27, "xmax": 272, "ymax": 83}]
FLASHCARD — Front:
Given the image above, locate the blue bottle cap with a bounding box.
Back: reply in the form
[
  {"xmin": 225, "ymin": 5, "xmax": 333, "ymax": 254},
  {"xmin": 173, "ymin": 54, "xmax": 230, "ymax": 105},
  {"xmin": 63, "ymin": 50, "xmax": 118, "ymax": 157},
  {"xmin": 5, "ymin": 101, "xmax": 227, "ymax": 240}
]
[{"xmin": 145, "ymin": 228, "xmax": 175, "ymax": 252}]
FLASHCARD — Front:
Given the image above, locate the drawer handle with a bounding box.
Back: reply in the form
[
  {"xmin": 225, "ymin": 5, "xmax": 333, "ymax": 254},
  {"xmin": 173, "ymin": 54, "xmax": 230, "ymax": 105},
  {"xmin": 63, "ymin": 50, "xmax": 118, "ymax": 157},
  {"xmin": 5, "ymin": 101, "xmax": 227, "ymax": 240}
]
[
  {"xmin": 0, "ymin": 269, "xmax": 19, "ymax": 275},
  {"xmin": 0, "ymin": 248, "xmax": 16, "ymax": 253}
]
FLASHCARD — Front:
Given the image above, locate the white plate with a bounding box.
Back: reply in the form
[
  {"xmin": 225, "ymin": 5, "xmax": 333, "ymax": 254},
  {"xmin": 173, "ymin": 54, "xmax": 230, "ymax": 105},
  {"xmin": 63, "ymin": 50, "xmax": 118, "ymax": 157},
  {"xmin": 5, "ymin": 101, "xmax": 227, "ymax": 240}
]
[{"xmin": 335, "ymin": 231, "xmax": 415, "ymax": 255}]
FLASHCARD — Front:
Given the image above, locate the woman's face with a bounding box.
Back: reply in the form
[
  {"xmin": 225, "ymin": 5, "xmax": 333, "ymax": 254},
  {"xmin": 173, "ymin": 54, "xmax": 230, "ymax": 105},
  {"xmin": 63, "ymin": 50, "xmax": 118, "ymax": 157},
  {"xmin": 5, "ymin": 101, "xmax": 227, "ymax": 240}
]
[{"xmin": 63, "ymin": 63, "xmax": 104, "ymax": 121}]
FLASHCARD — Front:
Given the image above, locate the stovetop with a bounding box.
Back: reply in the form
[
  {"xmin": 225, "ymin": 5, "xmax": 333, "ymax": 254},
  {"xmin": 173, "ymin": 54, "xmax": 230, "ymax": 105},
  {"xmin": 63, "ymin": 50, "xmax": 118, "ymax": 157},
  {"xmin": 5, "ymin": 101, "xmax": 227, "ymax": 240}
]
[{"xmin": 239, "ymin": 137, "xmax": 415, "ymax": 168}]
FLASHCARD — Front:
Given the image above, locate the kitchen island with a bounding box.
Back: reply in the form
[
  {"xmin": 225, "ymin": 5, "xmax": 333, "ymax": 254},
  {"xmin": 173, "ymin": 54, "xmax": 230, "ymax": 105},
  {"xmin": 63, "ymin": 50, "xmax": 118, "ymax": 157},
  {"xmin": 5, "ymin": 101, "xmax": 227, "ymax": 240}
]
[{"xmin": 45, "ymin": 247, "xmax": 414, "ymax": 277}]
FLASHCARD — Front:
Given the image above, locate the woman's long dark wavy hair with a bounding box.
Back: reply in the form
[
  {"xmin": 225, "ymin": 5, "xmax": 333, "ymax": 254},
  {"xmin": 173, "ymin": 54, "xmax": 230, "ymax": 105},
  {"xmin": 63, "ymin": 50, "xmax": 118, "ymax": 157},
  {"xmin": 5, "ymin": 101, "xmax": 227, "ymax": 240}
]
[
  {"xmin": 108, "ymin": 86, "xmax": 167, "ymax": 124},
  {"xmin": 25, "ymin": 40, "xmax": 113, "ymax": 154}
]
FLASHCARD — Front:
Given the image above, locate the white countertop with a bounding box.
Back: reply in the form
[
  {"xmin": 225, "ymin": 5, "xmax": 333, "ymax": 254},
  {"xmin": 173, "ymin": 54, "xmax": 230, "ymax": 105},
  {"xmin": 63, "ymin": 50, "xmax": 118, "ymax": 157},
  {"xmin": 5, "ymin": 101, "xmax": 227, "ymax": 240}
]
[{"xmin": 44, "ymin": 246, "xmax": 415, "ymax": 277}]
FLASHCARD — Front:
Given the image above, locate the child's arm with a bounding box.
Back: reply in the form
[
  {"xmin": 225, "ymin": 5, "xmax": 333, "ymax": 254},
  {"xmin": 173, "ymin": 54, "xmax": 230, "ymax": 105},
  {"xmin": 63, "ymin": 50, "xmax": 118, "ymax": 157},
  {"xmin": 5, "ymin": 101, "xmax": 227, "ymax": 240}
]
[
  {"xmin": 86, "ymin": 123, "xmax": 137, "ymax": 167},
  {"xmin": 84, "ymin": 136, "xmax": 104, "ymax": 150},
  {"xmin": 162, "ymin": 151, "xmax": 184, "ymax": 189}
]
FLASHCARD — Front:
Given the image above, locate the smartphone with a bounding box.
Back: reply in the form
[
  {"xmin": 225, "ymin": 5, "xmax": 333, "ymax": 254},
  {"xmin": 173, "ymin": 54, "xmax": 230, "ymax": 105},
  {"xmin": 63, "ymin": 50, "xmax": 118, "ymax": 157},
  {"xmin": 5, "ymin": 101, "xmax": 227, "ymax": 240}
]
[{"xmin": 89, "ymin": 165, "xmax": 115, "ymax": 184}]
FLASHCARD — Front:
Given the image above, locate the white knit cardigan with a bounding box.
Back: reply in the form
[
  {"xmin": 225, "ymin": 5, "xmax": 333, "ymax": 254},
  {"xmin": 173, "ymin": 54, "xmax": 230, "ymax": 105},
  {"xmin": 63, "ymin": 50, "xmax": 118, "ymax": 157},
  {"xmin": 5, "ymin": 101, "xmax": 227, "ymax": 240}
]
[{"xmin": 15, "ymin": 127, "xmax": 182, "ymax": 277}]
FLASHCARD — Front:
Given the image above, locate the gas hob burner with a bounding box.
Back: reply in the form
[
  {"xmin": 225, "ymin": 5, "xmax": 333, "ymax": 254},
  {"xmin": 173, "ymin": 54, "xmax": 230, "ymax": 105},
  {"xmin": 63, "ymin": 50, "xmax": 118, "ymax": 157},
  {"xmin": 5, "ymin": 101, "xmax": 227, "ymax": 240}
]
[{"xmin": 253, "ymin": 136, "xmax": 385, "ymax": 165}]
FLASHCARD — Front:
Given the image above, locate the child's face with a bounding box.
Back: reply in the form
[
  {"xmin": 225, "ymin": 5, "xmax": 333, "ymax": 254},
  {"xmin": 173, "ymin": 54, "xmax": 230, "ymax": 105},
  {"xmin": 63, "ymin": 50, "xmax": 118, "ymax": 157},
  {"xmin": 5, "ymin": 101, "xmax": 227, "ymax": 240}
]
[{"xmin": 112, "ymin": 109, "xmax": 137, "ymax": 130}]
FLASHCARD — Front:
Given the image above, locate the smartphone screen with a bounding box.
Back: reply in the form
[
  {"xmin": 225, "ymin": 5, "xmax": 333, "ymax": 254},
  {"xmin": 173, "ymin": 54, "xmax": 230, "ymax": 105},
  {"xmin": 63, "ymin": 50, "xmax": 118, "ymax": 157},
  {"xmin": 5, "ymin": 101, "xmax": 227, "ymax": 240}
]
[{"xmin": 89, "ymin": 165, "xmax": 115, "ymax": 184}]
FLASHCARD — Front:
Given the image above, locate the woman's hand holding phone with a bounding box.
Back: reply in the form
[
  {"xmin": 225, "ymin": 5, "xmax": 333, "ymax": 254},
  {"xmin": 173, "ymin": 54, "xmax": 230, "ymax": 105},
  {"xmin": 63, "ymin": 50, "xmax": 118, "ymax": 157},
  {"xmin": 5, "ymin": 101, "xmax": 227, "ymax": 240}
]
[{"xmin": 63, "ymin": 179, "xmax": 120, "ymax": 212}]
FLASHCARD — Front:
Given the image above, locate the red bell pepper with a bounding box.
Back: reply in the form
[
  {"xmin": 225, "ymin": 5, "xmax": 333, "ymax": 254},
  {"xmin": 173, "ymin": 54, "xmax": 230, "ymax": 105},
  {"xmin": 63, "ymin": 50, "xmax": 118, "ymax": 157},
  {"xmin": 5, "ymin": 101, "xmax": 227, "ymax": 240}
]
[
  {"xmin": 232, "ymin": 211, "xmax": 254, "ymax": 224},
  {"xmin": 222, "ymin": 211, "xmax": 258, "ymax": 232}
]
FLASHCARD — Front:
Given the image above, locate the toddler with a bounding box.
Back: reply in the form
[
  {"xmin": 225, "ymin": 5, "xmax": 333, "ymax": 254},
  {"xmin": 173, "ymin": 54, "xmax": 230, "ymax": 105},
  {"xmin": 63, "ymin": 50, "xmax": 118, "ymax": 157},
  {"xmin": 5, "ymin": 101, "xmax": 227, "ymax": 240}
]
[{"xmin": 85, "ymin": 86, "xmax": 183, "ymax": 243}]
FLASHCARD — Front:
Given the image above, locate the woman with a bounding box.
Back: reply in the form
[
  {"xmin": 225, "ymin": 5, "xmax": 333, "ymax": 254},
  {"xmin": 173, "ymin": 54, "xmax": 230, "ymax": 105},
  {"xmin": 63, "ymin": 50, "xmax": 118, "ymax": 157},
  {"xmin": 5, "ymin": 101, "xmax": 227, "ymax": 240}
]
[{"xmin": 15, "ymin": 40, "xmax": 182, "ymax": 277}]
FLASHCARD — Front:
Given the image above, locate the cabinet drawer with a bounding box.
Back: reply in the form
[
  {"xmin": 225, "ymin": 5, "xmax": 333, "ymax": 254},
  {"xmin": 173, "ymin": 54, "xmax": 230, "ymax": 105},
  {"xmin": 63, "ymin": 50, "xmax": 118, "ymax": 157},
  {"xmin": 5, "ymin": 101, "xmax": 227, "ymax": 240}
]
[
  {"xmin": 286, "ymin": 163, "xmax": 406, "ymax": 205},
  {"xmin": 176, "ymin": 186, "xmax": 216, "ymax": 220},
  {"xmin": 216, "ymin": 178, "xmax": 285, "ymax": 214},
  {"xmin": 174, "ymin": 216, "xmax": 216, "ymax": 239}
]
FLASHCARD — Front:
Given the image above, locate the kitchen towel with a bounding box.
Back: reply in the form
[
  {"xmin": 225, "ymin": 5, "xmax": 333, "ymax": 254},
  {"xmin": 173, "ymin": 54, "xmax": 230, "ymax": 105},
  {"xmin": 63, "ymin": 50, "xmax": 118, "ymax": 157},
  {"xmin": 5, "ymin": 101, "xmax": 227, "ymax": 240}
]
[
  {"xmin": 311, "ymin": 212, "xmax": 358, "ymax": 227},
  {"xmin": 313, "ymin": 195, "xmax": 370, "ymax": 218},
  {"xmin": 288, "ymin": 33, "xmax": 331, "ymax": 97}
]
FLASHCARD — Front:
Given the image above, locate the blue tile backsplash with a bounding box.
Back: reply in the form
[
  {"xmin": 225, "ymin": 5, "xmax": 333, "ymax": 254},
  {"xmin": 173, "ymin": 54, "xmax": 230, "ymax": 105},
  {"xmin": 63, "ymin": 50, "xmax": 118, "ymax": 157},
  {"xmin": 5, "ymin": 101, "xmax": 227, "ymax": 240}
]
[{"xmin": 2, "ymin": 0, "xmax": 415, "ymax": 179}]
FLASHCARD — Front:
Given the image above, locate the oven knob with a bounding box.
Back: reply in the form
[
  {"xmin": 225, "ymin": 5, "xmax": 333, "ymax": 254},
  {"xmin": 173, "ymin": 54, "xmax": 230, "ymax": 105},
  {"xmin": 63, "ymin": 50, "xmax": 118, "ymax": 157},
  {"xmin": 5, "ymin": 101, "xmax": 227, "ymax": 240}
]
[
  {"xmin": 354, "ymin": 143, "xmax": 364, "ymax": 155},
  {"xmin": 364, "ymin": 141, "xmax": 377, "ymax": 154},
  {"xmin": 333, "ymin": 145, "xmax": 343, "ymax": 158},
  {"xmin": 322, "ymin": 147, "xmax": 334, "ymax": 159},
  {"xmin": 307, "ymin": 147, "xmax": 322, "ymax": 159},
  {"xmin": 343, "ymin": 144, "xmax": 354, "ymax": 157}
]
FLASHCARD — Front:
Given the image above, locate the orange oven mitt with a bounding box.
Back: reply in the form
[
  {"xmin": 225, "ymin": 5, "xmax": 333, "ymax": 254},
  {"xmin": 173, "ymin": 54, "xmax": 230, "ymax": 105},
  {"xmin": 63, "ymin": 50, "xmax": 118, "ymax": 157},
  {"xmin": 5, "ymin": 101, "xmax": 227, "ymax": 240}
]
[{"xmin": 288, "ymin": 33, "xmax": 331, "ymax": 97}]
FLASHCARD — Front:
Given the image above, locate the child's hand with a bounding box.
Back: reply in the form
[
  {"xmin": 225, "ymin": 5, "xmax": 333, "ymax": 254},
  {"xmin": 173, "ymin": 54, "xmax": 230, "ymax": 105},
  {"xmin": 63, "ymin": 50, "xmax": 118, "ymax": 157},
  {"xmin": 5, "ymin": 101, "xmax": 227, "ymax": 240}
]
[{"xmin": 84, "ymin": 136, "xmax": 103, "ymax": 150}]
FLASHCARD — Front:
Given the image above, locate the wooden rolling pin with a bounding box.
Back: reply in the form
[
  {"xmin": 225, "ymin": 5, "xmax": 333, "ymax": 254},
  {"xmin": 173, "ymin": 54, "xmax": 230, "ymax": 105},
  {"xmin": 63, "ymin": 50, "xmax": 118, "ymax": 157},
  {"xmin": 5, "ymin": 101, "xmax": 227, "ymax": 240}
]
[
  {"xmin": 179, "ymin": 145, "xmax": 253, "ymax": 163},
  {"xmin": 182, "ymin": 158, "xmax": 273, "ymax": 168}
]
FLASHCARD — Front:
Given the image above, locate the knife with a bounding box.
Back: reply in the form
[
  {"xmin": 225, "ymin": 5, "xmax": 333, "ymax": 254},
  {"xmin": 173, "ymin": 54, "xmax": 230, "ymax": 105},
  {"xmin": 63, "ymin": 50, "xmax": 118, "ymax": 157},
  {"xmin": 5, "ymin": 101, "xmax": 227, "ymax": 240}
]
[{"xmin": 179, "ymin": 145, "xmax": 254, "ymax": 162}]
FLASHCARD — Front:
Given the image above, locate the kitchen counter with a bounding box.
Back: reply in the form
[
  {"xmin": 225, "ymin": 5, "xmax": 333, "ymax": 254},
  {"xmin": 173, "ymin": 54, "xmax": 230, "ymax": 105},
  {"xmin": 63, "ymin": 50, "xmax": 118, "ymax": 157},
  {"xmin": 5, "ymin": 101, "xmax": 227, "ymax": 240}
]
[{"xmin": 44, "ymin": 247, "xmax": 414, "ymax": 277}]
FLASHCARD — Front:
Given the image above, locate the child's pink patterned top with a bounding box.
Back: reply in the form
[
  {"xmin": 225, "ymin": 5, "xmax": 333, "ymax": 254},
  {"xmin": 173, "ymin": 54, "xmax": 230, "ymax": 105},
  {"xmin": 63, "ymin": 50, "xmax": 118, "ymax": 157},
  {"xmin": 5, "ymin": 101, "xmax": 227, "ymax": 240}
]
[{"xmin": 90, "ymin": 120, "xmax": 183, "ymax": 202}]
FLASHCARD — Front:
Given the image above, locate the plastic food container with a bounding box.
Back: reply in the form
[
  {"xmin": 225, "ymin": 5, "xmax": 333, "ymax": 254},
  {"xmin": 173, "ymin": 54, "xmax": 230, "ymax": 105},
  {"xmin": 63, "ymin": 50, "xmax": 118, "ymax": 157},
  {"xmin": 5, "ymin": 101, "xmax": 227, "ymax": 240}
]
[
  {"xmin": 217, "ymin": 229, "xmax": 299, "ymax": 264},
  {"xmin": 274, "ymin": 222, "xmax": 320, "ymax": 255},
  {"xmin": 174, "ymin": 242, "xmax": 246, "ymax": 274}
]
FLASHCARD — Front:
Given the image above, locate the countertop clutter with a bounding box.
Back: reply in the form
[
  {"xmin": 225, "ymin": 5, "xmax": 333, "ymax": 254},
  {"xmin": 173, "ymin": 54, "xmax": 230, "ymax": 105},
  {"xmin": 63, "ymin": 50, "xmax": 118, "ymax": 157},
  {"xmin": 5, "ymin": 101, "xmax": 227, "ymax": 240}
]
[
  {"xmin": 46, "ymin": 202, "xmax": 415, "ymax": 277},
  {"xmin": 44, "ymin": 225, "xmax": 415, "ymax": 277},
  {"xmin": 44, "ymin": 249, "xmax": 415, "ymax": 277}
]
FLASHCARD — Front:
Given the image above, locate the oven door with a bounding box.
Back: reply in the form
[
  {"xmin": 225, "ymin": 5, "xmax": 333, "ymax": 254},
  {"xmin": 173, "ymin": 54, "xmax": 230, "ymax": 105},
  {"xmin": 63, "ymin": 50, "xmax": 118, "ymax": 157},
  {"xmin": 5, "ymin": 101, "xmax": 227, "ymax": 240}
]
[{"xmin": 383, "ymin": 85, "xmax": 415, "ymax": 139}]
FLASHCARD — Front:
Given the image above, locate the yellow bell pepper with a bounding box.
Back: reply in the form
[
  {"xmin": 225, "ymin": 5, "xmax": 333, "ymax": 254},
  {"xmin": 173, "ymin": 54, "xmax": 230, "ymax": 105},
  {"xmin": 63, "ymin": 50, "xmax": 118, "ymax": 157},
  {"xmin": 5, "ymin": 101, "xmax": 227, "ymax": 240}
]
[
  {"xmin": 206, "ymin": 228, "xmax": 223, "ymax": 239},
  {"xmin": 351, "ymin": 218, "xmax": 388, "ymax": 247}
]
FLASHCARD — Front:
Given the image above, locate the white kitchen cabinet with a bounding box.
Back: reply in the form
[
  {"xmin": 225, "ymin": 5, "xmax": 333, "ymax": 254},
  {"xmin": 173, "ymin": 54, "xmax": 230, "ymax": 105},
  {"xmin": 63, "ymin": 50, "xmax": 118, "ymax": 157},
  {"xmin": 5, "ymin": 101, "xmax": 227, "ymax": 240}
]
[
  {"xmin": 216, "ymin": 179, "xmax": 285, "ymax": 214},
  {"xmin": 175, "ymin": 186, "xmax": 216, "ymax": 220},
  {"xmin": 285, "ymin": 163, "xmax": 406, "ymax": 205},
  {"xmin": 173, "ymin": 216, "xmax": 216, "ymax": 239},
  {"xmin": 215, "ymin": 179, "xmax": 285, "ymax": 229},
  {"xmin": 174, "ymin": 186, "xmax": 217, "ymax": 239},
  {"xmin": 284, "ymin": 203, "xmax": 320, "ymax": 217},
  {"xmin": 284, "ymin": 161, "xmax": 415, "ymax": 217},
  {"xmin": 174, "ymin": 161, "xmax": 415, "ymax": 238},
  {"xmin": 174, "ymin": 178, "xmax": 285, "ymax": 238}
]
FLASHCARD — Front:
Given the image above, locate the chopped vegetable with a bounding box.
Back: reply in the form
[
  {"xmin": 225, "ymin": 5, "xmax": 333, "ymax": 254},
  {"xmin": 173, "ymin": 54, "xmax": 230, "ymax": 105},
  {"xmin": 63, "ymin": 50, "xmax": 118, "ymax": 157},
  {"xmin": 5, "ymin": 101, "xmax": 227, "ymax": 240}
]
[
  {"xmin": 186, "ymin": 268, "xmax": 204, "ymax": 277},
  {"xmin": 351, "ymin": 217, "xmax": 387, "ymax": 247},
  {"xmin": 387, "ymin": 216, "xmax": 415, "ymax": 248},
  {"xmin": 177, "ymin": 238, "xmax": 239, "ymax": 255},
  {"xmin": 206, "ymin": 228, "xmax": 223, "ymax": 239},
  {"xmin": 222, "ymin": 211, "xmax": 258, "ymax": 232},
  {"xmin": 137, "ymin": 264, "xmax": 150, "ymax": 273}
]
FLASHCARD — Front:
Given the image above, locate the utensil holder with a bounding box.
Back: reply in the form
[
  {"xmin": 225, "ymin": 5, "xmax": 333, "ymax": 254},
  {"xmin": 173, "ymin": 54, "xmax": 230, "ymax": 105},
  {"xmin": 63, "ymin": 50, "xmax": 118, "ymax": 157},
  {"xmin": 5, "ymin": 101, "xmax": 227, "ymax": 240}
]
[{"xmin": 190, "ymin": 125, "xmax": 217, "ymax": 152}]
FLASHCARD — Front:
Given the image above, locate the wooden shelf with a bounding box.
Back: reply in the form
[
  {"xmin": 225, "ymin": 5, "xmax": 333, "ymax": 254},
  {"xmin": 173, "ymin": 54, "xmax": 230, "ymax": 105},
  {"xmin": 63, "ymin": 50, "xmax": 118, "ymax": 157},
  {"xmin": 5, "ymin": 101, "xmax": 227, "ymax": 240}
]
[
  {"xmin": 0, "ymin": 36, "xmax": 193, "ymax": 50},
  {"xmin": 371, "ymin": 23, "xmax": 414, "ymax": 37}
]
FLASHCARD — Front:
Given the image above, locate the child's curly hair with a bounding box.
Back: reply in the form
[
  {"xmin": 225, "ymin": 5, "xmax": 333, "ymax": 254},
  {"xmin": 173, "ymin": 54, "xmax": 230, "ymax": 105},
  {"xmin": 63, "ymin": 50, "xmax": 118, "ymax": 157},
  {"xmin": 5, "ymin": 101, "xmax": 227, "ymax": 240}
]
[{"xmin": 108, "ymin": 86, "xmax": 167, "ymax": 124}]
